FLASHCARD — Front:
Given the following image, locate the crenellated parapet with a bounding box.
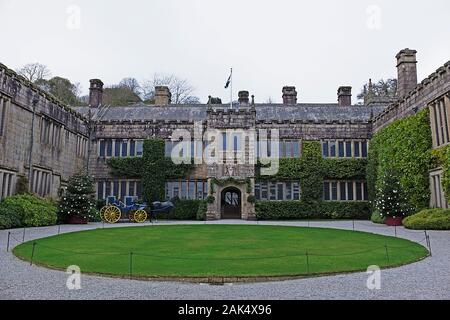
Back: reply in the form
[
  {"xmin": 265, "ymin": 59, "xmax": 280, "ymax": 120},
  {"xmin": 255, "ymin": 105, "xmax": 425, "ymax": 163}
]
[{"xmin": 372, "ymin": 61, "xmax": 450, "ymax": 133}]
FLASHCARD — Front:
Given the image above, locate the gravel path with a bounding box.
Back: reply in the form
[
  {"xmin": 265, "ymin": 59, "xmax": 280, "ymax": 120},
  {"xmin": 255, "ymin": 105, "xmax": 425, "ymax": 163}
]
[{"xmin": 0, "ymin": 220, "xmax": 449, "ymax": 300}]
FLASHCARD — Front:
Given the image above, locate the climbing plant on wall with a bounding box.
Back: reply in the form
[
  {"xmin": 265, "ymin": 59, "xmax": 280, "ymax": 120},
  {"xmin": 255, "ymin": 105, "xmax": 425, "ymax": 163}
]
[
  {"xmin": 367, "ymin": 109, "xmax": 433, "ymax": 214},
  {"xmin": 106, "ymin": 139, "xmax": 193, "ymax": 203},
  {"xmin": 431, "ymin": 144, "xmax": 450, "ymax": 202},
  {"xmin": 256, "ymin": 141, "xmax": 368, "ymax": 202}
]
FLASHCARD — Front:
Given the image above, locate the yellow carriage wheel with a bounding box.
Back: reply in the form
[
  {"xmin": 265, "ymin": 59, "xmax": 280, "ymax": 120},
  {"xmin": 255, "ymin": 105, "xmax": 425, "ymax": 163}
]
[
  {"xmin": 104, "ymin": 206, "xmax": 121, "ymax": 224},
  {"xmin": 133, "ymin": 210, "xmax": 148, "ymax": 223},
  {"xmin": 99, "ymin": 205, "xmax": 110, "ymax": 221}
]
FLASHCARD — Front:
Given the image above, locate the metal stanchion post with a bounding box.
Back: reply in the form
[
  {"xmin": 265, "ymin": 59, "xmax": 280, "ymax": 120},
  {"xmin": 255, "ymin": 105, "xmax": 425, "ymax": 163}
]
[
  {"xmin": 384, "ymin": 244, "xmax": 390, "ymax": 265},
  {"xmin": 22, "ymin": 228, "xmax": 26, "ymax": 243},
  {"xmin": 352, "ymin": 220, "xmax": 355, "ymax": 231},
  {"xmin": 58, "ymin": 225, "xmax": 61, "ymax": 235},
  {"xmin": 6, "ymin": 232, "xmax": 11, "ymax": 252},
  {"xmin": 306, "ymin": 250, "xmax": 310, "ymax": 274},
  {"xmin": 427, "ymin": 235, "xmax": 432, "ymax": 257},
  {"xmin": 129, "ymin": 252, "xmax": 134, "ymax": 279},
  {"xmin": 30, "ymin": 242, "xmax": 37, "ymax": 266}
]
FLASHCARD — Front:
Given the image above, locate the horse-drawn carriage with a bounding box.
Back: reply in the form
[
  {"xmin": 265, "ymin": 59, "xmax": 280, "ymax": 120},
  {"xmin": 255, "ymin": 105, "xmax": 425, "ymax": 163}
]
[{"xmin": 100, "ymin": 196, "xmax": 175, "ymax": 224}]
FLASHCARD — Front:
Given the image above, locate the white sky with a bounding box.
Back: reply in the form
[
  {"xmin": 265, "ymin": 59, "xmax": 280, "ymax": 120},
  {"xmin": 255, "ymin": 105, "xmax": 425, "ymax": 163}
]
[{"xmin": 0, "ymin": 0, "xmax": 449, "ymax": 103}]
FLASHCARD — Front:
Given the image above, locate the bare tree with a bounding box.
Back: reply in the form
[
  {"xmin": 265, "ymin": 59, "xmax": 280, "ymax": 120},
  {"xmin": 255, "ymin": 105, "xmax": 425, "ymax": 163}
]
[
  {"xmin": 16, "ymin": 63, "xmax": 51, "ymax": 82},
  {"xmin": 119, "ymin": 77, "xmax": 142, "ymax": 96},
  {"xmin": 357, "ymin": 78, "xmax": 398, "ymax": 102},
  {"xmin": 143, "ymin": 74, "xmax": 200, "ymax": 104}
]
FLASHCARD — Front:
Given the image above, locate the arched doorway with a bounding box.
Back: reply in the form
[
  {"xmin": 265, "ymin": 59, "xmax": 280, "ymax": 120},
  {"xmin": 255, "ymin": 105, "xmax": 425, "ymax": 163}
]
[{"xmin": 221, "ymin": 187, "xmax": 242, "ymax": 219}]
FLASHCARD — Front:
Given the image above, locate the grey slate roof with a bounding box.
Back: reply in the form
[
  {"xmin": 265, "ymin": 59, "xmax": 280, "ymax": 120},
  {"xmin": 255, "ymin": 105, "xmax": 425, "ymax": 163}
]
[{"xmin": 72, "ymin": 103, "xmax": 387, "ymax": 123}]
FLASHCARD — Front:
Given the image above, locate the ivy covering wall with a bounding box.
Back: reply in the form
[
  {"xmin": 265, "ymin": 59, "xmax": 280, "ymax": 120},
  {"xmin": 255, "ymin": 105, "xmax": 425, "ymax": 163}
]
[
  {"xmin": 367, "ymin": 109, "xmax": 433, "ymax": 215},
  {"xmin": 106, "ymin": 139, "xmax": 193, "ymax": 203},
  {"xmin": 256, "ymin": 141, "xmax": 370, "ymax": 220}
]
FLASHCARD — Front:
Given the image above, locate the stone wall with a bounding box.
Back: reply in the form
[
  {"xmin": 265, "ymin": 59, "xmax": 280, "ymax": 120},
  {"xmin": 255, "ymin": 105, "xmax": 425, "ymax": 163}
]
[{"xmin": 0, "ymin": 63, "xmax": 89, "ymax": 198}]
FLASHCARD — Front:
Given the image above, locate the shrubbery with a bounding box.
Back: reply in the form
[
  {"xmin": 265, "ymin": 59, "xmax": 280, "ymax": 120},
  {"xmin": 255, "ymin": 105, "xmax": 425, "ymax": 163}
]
[
  {"xmin": 370, "ymin": 210, "xmax": 385, "ymax": 224},
  {"xmin": 162, "ymin": 199, "xmax": 206, "ymax": 220},
  {"xmin": 255, "ymin": 201, "xmax": 370, "ymax": 220},
  {"xmin": 0, "ymin": 194, "xmax": 58, "ymax": 229},
  {"xmin": 403, "ymin": 208, "xmax": 450, "ymax": 230}
]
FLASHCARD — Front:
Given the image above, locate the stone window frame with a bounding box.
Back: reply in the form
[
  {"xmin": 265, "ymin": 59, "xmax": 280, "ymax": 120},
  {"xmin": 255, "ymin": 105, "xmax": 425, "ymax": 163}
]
[
  {"xmin": 0, "ymin": 95, "xmax": 9, "ymax": 137},
  {"xmin": 429, "ymin": 93, "xmax": 450, "ymax": 149},
  {"xmin": 323, "ymin": 180, "xmax": 368, "ymax": 201},
  {"xmin": 165, "ymin": 179, "xmax": 209, "ymax": 200},
  {"xmin": 321, "ymin": 139, "xmax": 369, "ymax": 159},
  {"xmin": 429, "ymin": 169, "xmax": 449, "ymax": 209},
  {"xmin": 97, "ymin": 139, "xmax": 144, "ymax": 159},
  {"xmin": 39, "ymin": 116, "xmax": 63, "ymax": 150},
  {"xmin": 0, "ymin": 168, "xmax": 16, "ymax": 200},
  {"xmin": 254, "ymin": 181, "xmax": 301, "ymax": 201},
  {"xmin": 76, "ymin": 135, "xmax": 88, "ymax": 158},
  {"xmin": 31, "ymin": 167, "xmax": 52, "ymax": 198},
  {"xmin": 96, "ymin": 179, "xmax": 143, "ymax": 200}
]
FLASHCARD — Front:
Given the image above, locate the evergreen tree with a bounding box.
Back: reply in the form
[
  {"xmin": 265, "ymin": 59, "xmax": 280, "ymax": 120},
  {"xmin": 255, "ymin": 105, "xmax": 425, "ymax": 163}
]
[
  {"xmin": 59, "ymin": 172, "xmax": 95, "ymax": 220},
  {"xmin": 375, "ymin": 169, "xmax": 410, "ymax": 217}
]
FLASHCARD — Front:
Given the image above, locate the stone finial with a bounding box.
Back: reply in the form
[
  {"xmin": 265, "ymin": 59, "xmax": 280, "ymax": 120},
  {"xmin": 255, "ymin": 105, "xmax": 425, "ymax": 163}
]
[
  {"xmin": 337, "ymin": 86, "xmax": 352, "ymax": 106},
  {"xmin": 396, "ymin": 48, "xmax": 418, "ymax": 97},
  {"xmin": 89, "ymin": 79, "xmax": 104, "ymax": 108},
  {"xmin": 282, "ymin": 86, "xmax": 297, "ymax": 105},
  {"xmin": 155, "ymin": 86, "xmax": 172, "ymax": 105}
]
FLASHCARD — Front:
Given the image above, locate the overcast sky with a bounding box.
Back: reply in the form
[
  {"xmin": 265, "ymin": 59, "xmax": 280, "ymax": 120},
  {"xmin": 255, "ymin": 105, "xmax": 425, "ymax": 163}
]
[{"xmin": 1, "ymin": 0, "xmax": 449, "ymax": 103}]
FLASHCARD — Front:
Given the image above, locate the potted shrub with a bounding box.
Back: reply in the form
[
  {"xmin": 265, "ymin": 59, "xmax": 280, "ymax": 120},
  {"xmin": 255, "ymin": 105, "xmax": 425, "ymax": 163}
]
[
  {"xmin": 375, "ymin": 169, "xmax": 409, "ymax": 226},
  {"xmin": 59, "ymin": 172, "xmax": 95, "ymax": 224}
]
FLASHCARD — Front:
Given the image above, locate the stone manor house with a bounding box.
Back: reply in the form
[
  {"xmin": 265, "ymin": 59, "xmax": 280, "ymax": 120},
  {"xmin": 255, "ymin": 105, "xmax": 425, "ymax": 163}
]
[{"xmin": 0, "ymin": 49, "xmax": 449, "ymax": 220}]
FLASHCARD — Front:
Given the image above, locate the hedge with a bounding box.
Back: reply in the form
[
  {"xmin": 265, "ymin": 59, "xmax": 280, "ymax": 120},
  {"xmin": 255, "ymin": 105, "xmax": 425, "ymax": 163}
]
[
  {"xmin": 0, "ymin": 194, "xmax": 58, "ymax": 229},
  {"xmin": 367, "ymin": 109, "xmax": 433, "ymax": 214},
  {"xmin": 370, "ymin": 210, "xmax": 385, "ymax": 224},
  {"xmin": 159, "ymin": 199, "xmax": 206, "ymax": 220},
  {"xmin": 403, "ymin": 208, "xmax": 450, "ymax": 230},
  {"xmin": 255, "ymin": 201, "xmax": 370, "ymax": 220}
]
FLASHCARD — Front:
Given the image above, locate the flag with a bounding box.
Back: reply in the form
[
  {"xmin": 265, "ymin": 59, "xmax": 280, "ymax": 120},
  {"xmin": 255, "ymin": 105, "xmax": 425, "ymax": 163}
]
[{"xmin": 224, "ymin": 69, "xmax": 232, "ymax": 89}]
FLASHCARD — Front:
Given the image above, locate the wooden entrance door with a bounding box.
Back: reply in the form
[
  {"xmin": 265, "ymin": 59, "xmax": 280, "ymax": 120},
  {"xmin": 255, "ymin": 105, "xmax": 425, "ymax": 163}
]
[{"xmin": 221, "ymin": 188, "xmax": 242, "ymax": 219}]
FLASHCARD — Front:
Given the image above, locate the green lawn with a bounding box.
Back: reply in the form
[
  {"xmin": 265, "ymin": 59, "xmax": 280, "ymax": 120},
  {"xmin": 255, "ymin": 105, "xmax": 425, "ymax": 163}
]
[{"xmin": 13, "ymin": 225, "xmax": 428, "ymax": 278}]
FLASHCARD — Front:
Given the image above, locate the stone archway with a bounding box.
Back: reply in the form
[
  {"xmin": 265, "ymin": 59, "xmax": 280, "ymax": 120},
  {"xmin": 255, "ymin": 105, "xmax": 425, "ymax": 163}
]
[{"xmin": 220, "ymin": 187, "xmax": 242, "ymax": 219}]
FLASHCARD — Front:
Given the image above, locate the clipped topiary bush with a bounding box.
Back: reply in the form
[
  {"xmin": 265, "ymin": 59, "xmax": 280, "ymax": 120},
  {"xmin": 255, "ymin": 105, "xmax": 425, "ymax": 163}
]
[
  {"xmin": 403, "ymin": 208, "xmax": 450, "ymax": 230},
  {"xmin": 196, "ymin": 201, "xmax": 208, "ymax": 221},
  {"xmin": 370, "ymin": 210, "xmax": 385, "ymax": 224},
  {"xmin": 168, "ymin": 199, "xmax": 205, "ymax": 220},
  {"xmin": 0, "ymin": 194, "xmax": 57, "ymax": 228}
]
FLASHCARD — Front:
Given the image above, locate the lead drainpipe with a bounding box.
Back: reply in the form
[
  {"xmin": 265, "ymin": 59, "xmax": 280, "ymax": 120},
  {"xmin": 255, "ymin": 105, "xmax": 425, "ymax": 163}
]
[{"xmin": 28, "ymin": 95, "xmax": 39, "ymax": 191}]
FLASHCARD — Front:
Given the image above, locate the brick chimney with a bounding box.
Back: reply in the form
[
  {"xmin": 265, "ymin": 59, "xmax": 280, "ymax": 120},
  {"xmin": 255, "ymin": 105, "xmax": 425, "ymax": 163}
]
[
  {"xmin": 238, "ymin": 91, "xmax": 249, "ymax": 104},
  {"xmin": 282, "ymin": 86, "xmax": 297, "ymax": 104},
  {"xmin": 89, "ymin": 79, "xmax": 104, "ymax": 108},
  {"xmin": 396, "ymin": 48, "xmax": 418, "ymax": 97},
  {"xmin": 337, "ymin": 86, "xmax": 352, "ymax": 106},
  {"xmin": 155, "ymin": 86, "xmax": 172, "ymax": 105}
]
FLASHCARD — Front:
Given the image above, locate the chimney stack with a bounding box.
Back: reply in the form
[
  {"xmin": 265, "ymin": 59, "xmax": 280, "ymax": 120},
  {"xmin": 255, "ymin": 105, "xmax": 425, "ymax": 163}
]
[
  {"xmin": 238, "ymin": 91, "xmax": 249, "ymax": 104},
  {"xmin": 282, "ymin": 86, "xmax": 297, "ymax": 104},
  {"xmin": 89, "ymin": 79, "xmax": 104, "ymax": 108},
  {"xmin": 396, "ymin": 48, "xmax": 418, "ymax": 97},
  {"xmin": 155, "ymin": 86, "xmax": 172, "ymax": 105},
  {"xmin": 337, "ymin": 86, "xmax": 352, "ymax": 106}
]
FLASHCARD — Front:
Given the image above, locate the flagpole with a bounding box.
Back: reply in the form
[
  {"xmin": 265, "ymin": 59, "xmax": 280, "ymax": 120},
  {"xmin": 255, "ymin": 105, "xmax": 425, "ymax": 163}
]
[{"xmin": 230, "ymin": 67, "xmax": 233, "ymax": 110}]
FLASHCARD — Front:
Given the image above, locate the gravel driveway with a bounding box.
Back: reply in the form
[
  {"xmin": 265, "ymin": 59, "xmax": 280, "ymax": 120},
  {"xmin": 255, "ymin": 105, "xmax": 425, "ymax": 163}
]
[{"xmin": 0, "ymin": 220, "xmax": 449, "ymax": 300}]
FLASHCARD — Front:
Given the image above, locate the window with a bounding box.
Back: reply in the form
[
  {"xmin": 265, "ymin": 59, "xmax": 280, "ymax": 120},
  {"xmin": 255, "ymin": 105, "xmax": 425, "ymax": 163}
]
[
  {"xmin": 430, "ymin": 96, "xmax": 450, "ymax": 148},
  {"xmin": 255, "ymin": 181, "xmax": 301, "ymax": 201},
  {"xmin": 130, "ymin": 140, "xmax": 136, "ymax": 156},
  {"xmin": 76, "ymin": 135, "xmax": 87, "ymax": 158},
  {"xmin": 122, "ymin": 140, "xmax": 128, "ymax": 157},
  {"xmin": 430, "ymin": 171, "xmax": 449, "ymax": 209},
  {"xmin": 32, "ymin": 168, "xmax": 52, "ymax": 197},
  {"xmin": 164, "ymin": 180, "xmax": 208, "ymax": 200},
  {"xmin": 115, "ymin": 140, "xmax": 122, "ymax": 157},
  {"xmin": 97, "ymin": 180, "xmax": 141, "ymax": 200},
  {"xmin": 323, "ymin": 180, "xmax": 368, "ymax": 201},
  {"xmin": 99, "ymin": 140, "xmax": 106, "ymax": 157},
  {"xmin": 136, "ymin": 140, "xmax": 144, "ymax": 157},
  {"xmin": 322, "ymin": 140, "xmax": 369, "ymax": 158},
  {"xmin": 0, "ymin": 170, "xmax": 16, "ymax": 200},
  {"xmin": 0, "ymin": 97, "xmax": 7, "ymax": 136},
  {"xmin": 106, "ymin": 140, "xmax": 113, "ymax": 157}
]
